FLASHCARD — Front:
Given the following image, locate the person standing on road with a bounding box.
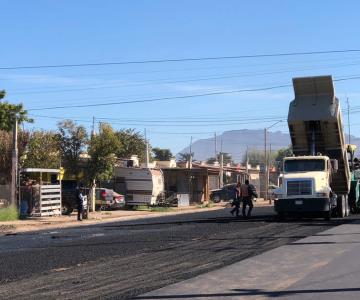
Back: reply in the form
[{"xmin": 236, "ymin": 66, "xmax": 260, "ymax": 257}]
[
  {"xmin": 241, "ymin": 179, "xmax": 257, "ymax": 218},
  {"xmin": 230, "ymin": 182, "xmax": 241, "ymax": 217},
  {"xmin": 76, "ymin": 186, "xmax": 85, "ymax": 221}
]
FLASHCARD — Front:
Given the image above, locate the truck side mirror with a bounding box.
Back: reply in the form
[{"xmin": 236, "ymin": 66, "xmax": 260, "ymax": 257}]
[{"xmin": 331, "ymin": 159, "xmax": 338, "ymax": 172}]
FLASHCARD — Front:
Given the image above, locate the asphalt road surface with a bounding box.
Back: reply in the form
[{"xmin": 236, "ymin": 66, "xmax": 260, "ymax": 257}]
[{"xmin": 0, "ymin": 206, "xmax": 355, "ymax": 299}]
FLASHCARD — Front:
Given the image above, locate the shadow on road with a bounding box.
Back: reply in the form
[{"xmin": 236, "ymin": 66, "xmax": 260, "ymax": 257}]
[{"xmin": 134, "ymin": 287, "xmax": 360, "ymax": 299}]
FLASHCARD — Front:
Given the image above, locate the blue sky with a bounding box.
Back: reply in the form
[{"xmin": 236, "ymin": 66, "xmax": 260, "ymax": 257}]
[{"xmin": 1, "ymin": 0, "xmax": 360, "ymax": 158}]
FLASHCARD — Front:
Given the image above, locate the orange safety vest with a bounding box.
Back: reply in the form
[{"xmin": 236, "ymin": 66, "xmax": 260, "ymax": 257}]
[{"xmin": 240, "ymin": 184, "xmax": 249, "ymax": 197}]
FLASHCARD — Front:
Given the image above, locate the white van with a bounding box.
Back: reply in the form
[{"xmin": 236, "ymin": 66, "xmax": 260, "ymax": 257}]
[{"xmin": 114, "ymin": 167, "xmax": 165, "ymax": 206}]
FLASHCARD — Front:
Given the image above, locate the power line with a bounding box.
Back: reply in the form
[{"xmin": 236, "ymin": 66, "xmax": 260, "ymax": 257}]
[
  {"xmin": 28, "ymin": 113, "xmax": 287, "ymax": 126},
  {"xmin": 25, "ymin": 74, "xmax": 360, "ymax": 111},
  {"xmin": 4, "ymin": 54, "xmax": 358, "ymax": 81},
  {"xmin": 10, "ymin": 60, "xmax": 360, "ymax": 95},
  {"xmin": 2, "ymin": 49, "xmax": 360, "ymax": 70},
  {"xmin": 27, "ymin": 84, "xmax": 291, "ymax": 111}
]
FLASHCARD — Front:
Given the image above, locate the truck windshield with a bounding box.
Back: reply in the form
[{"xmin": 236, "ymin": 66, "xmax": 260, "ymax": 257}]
[{"xmin": 284, "ymin": 159, "xmax": 325, "ymax": 172}]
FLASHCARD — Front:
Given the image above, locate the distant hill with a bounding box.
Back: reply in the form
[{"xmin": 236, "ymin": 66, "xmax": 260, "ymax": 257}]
[{"xmin": 177, "ymin": 129, "xmax": 360, "ymax": 163}]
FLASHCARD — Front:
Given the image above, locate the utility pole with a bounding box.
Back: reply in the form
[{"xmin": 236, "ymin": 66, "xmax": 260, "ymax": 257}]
[
  {"xmin": 214, "ymin": 133, "xmax": 217, "ymax": 160},
  {"xmin": 220, "ymin": 152, "xmax": 224, "ymax": 188},
  {"xmin": 246, "ymin": 147, "xmax": 249, "ymax": 174},
  {"xmin": 90, "ymin": 116, "xmax": 96, "ymax": 212},
  {"xmin": 10, "ymin": 118, "xmax": 18, "ymax": 207},
  {"xmin": 264, "ymin": 128, "xmax": 268, "ymax": 202},
  {"xmin": 189, "ymin": 136, "xmax": 193, "ymax": 169},
  {"xmin": 268, "ymin": 144, "xmax": 272, "ymax": 204},
  {"xmin": 263, "ymin": 120, "xmax": 282, "ymax": 202},
  {"xmin": 347, "ymin": 96, "xmax": 351, "ymax": 145},
  {"xmin": 144, "ymin": 128, "xmax": 149, "ymax": 168},
  {"xmin": 188, "ymin": 136, "xmax": 193, "ymax": 204},
  {"xmin": 219, "ymin": 137, "xmax": 223, "ymax": 187}
]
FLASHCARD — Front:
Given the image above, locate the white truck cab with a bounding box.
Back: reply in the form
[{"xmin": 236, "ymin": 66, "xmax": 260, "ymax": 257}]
[
  {"xmin": 277, "ymin": 156, "xmax": 331, "ymax": 199},
  {"xmin": 274, "ymin": 156, "xmax": 336, "ymax": 217}
]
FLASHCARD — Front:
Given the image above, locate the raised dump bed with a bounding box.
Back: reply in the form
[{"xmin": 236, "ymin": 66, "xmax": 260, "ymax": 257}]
[{"xmin": 287, "ymin": 75, "xmax": 350, "ymax": 195}]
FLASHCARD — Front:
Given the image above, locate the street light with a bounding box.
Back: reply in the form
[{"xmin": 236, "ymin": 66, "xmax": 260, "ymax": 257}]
[{"xmin": 264, "ymin": 120, "xmax": 282, "ymax": 204}]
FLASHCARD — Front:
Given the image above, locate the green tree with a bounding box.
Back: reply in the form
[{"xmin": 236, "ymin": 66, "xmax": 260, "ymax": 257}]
[
  {"xmin": 152, "ymin": 147, "xmax": 173, "ymax": 161},
  {"xmin": 116, "ymin": 129, "xmax": 147, "ymax": 162},
  {"xmin": 22, "ymin": 130, "xmax": 60, "ymax": 169},
  {"xmin": 178, "ymin": 152, "xmax": 195, "ymax": 162},
  {"xmin": 244, "ymin": 148, "xmax": 290, "ymax": 169},
  {"xmin": 206, "ymin": 153, "xmax": 233, "ymax": 165},
  {"xmin": 88, "ymin": 123, "xmax": 120, "ymax": 182},
  {"xmin": 243, "ymin": 149, "xmax": 277, "ymax": 167},
  {"xmin": 274, "ymin": 146, "xmax": 293, "ymax": 170},
  {"xmin": 0, "ymin": 130, "xmax": 29, "ymax": 183},
  {"xmin": 0, "ymin": 90, "xmax": 33, "ymax": 131},
  {"xmin": 242, "ymin": 149, "xmax": 264, "ymax": 167},
  {"xmin": 57, "ymin": 120, "xmax": 88, "ymax": 176}
]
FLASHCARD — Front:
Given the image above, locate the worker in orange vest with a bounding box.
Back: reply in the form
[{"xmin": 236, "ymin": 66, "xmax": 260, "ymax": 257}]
[{"xmin": 241, "ymin": 179, "xmax": 258, "ymax": 218}]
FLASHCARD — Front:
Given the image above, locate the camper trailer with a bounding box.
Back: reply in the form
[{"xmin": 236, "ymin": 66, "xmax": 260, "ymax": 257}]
[{"xmin": 114, "ymin": 167, "xmax": 165, "ymax": 206}]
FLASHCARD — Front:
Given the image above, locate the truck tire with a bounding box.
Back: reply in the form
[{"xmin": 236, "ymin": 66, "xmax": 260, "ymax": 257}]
[
  {"xmin": 324, "ymin": 207, "xmax": 331, "ymax": 221},
  {"xmin": 345, "ymin": 196, "xmax": 350, "ymax": 217},
  {"xmin": 337, "ymin": 195, "xmax": 346, "ymax": 218},
  {"xmin": 277, "ymin": 212, "xmax": 286, "ymax": 221}
]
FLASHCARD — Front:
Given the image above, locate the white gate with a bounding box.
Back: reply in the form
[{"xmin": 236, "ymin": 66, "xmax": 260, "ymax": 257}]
[{"xmin": 38, "ymin": 184, "xmax": 61, "ymax": 217}]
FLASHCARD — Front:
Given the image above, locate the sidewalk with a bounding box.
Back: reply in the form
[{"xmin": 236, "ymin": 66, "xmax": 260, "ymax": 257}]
[{"xmin": 138, "ymin": 220, "xmax": 360, "ymax": 300}]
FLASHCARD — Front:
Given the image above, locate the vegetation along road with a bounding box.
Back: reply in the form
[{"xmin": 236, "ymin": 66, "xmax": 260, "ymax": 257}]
[{"xmin": 0, "ymin": 206, "xmax": 356, "ymax": 299}]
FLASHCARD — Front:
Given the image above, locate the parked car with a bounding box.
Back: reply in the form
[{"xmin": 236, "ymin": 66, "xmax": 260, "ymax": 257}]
[
  {"xmin": 61, "ymin": 181, "xmax": 125, "ymax": 214},
  {"xmin": 95, "ymin": 188, "xmax": 125, "ymax": 210},
  {"xmin": 210, "ymin": 184, "xmax": 237, "ymax": 203},
  {"xmin": 268, "ymin": 184, "xmax": 278, "ymax": 200}
]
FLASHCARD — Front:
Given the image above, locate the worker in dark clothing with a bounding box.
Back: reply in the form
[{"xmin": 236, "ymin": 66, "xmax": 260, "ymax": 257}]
[
  {"xmin": 230, "ymin": 182, "xmax": 241, "ymax": 217},
  {"xmin": 241, "ymin": 179, "xmax": 258, "ymax": 218},
  {"xmin": 76, "ymin": 186, "xmax": 85, "ymax": 221}
]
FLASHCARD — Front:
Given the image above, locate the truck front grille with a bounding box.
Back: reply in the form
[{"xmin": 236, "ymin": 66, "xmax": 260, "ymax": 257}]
[{"xmin": 287, "ymin": 180, "xmax": 312, "ymax": 196}]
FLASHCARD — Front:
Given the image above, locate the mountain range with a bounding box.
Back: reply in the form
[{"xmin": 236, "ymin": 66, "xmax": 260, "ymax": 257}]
[{"xmin": 178, "ymin": 129, "xmax": 360, "ymax": 163}]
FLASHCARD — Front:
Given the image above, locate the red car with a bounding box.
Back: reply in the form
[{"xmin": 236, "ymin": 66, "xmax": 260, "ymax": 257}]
[{"xmin": 95, "ymin": 188, "xmax": 125, "ymax": 210}]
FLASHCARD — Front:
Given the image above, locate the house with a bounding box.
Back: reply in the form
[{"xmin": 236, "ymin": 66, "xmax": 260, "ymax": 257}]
[{"xmin": 162, "ymin": 162, "xmax": 249, "ymax": 204}]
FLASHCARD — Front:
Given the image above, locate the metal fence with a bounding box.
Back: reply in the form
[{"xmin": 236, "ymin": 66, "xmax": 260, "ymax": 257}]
[
  {"xmin": 19, "ymin": 184, "xmax": 61, "ymax": 217},
  {"xmin": 0, "ymin": 184, "xmax": 10, "ymax": 208}
]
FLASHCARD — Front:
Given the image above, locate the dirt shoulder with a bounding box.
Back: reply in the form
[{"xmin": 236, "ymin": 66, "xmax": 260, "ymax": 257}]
[{"xmin": 0, "ymin": 200, "xmax": 272, "ymax": 235}]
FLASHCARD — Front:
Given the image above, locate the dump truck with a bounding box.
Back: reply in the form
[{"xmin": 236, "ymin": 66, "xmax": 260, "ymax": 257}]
[{"xmin": 274, "ymin": 75, "xmax": 360, "ymax": 219}]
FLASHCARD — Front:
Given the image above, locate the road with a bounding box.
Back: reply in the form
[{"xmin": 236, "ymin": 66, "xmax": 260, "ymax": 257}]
[{"xmin": 0, "ymin": 206, "xmax": 354, "ymax": 299}]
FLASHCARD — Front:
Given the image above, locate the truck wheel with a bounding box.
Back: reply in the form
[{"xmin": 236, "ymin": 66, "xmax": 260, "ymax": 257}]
[
  {"xmin": 337, "ymin": 196, "xmax": 346, "ymax": 218},
  {"xmin": 324, "ymin": 209, "xmax": 332, "ymax": 221},
  {"xmin": 324, "ymin": 205, "xmax": 331, "ymax": 221},
  {"xmin": 345, "ymin": 196, "xmax": 350, "ymax": 217},
  {"xmin": 277, "ymin": 212, "xmax": 286, "ymax": 221}
]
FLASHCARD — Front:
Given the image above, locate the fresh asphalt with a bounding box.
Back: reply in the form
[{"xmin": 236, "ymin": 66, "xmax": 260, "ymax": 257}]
[
  {"xmin": 0, "ymin": 206, "xmax": 356, "ymax": 299},
  {"xmin": 139, "ymin": 220, "xmax": 360, "ymax": 300}
]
